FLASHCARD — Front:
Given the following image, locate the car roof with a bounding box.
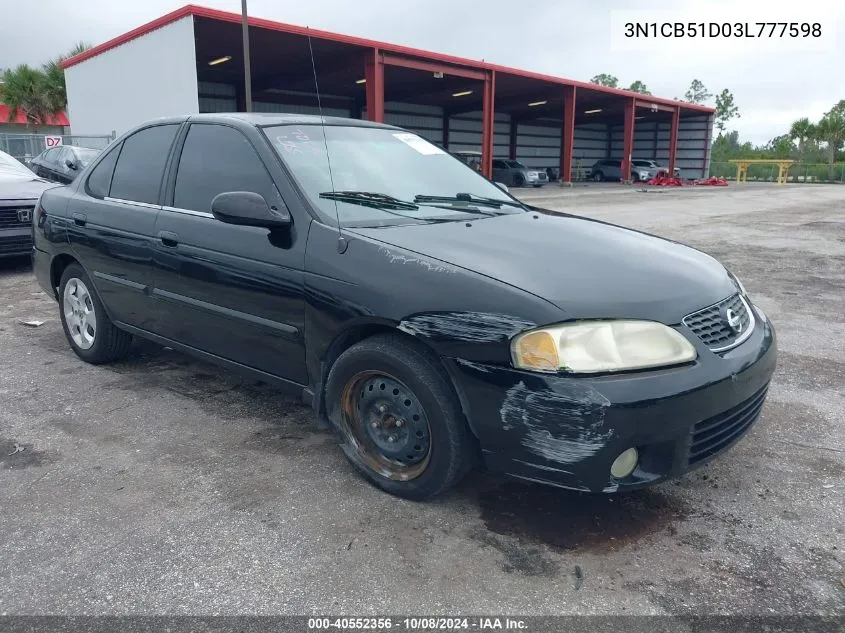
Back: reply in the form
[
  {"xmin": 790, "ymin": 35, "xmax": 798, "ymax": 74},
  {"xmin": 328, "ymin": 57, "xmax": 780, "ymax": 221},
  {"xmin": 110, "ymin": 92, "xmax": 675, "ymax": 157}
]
[{"xmin": 186, "ymin": 112, "xmax": 401, "ymax": 130}]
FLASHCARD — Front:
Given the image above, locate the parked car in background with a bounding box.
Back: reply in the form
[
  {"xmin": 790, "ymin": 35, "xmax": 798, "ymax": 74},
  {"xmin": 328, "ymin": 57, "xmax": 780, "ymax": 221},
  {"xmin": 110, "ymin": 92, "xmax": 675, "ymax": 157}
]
[
  {"xmin": 30, "ymin": 145, "xmax": 101, "ymax": 184},
  {"xmin": 632, "ymin": 159, "xmax": 681, "ymax": 180},
  {"xmin": 590, "ymin": 158, "xmax": 680, "ymax": 182},
  {"xmin": 1, "ymin": 149, "xmax": 55, "ymax": 258},
  {"xmin": 33, "ymin": 113, "xmax": 775, "ymax": 501},
  {"xmin": 492, "ymin": 159, "xmax": 548, "ymax": 187}
]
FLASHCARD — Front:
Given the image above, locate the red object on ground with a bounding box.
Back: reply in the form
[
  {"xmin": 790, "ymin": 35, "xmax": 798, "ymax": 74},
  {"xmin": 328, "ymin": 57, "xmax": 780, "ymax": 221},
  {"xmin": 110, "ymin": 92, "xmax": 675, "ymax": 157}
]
[
  {"xmin": 694, "ymin": 177, "xmax": 728, "ymax": 186},
  {"xmin": 646, "ymin": 176, "xmax": 683, "ymax": 186}
]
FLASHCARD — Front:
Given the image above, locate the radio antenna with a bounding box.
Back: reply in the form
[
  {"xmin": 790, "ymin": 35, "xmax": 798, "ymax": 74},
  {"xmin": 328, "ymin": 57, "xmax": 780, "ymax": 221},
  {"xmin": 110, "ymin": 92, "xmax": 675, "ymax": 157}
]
[{"xmin": 307, "ymin": 32, "xmax": 347, "ymax": 253}]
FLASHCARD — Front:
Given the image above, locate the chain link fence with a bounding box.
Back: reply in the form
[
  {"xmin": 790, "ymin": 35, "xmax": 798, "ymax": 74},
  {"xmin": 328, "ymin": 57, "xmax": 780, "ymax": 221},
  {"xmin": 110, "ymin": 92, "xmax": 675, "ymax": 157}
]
[
  {"xmin": 0, "ymin": 133, "xmax": 116, "ymax": 165},
  {"xmin": 710, "ymin": 161, "xmax": 845, "ymax": 184}
]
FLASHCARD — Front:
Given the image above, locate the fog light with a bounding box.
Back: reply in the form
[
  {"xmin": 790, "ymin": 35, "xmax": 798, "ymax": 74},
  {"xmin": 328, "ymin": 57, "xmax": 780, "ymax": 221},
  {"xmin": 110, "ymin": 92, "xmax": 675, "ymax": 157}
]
[{"xmin": 610, "ymin": 447, "xmax": 639, "ymax": 478}]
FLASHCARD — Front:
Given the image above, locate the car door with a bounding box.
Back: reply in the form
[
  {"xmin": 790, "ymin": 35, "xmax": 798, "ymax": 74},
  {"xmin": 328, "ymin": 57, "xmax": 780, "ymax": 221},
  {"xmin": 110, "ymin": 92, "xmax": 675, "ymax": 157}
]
[
  {"xmin": 33, "ymin": 149, "xmax": 56, "ymax": 180},
  {"xmin": 67, "ymin": 123, "xmax": 180, "ymax": 330},
  {"xmin": 151, "ymin": 122, "xmax": 308, "ymax": 385},
  {"xmin": 54, "ymin": 147, "xmax": 76, "ymax": 184},
  {"xmin": 491, "ymin": 160, "xmax": 508, "ymax": 184}
]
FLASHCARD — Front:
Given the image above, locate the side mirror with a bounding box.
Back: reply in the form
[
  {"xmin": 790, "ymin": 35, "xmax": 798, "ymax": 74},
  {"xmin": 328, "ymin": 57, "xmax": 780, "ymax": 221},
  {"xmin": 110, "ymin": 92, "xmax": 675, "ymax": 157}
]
[
  {"xmin": 495, "ymin": 182, "xmax": 510, "ymax": 193},
  {"xmin": 211, "ymin": 191, "xmax": 291, "ymax": 229},
  {"xmin": 65, "ymin": 159, "xmax": 77, "ymax": 170}
]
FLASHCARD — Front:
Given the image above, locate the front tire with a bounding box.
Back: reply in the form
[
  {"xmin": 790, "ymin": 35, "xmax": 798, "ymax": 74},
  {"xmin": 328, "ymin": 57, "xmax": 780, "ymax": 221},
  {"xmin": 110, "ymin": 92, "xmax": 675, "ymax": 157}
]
[
  {"xmin": 593, "ymin": 171, "xmax": 603, "ymax": 182},
  {"xmin": 325, "ymin": 334, "xmax": 475, "ymax": 500},
  {"xmin": 59, "ymin": 263, "xmax": 132, "ymax": 364}
]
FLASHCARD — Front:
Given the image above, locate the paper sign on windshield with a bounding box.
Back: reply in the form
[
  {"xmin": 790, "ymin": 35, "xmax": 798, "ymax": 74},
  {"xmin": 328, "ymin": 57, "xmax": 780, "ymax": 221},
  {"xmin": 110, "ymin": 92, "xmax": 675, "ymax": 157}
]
[{"xmin": 393, "ymin": 133, "xmax": 445, "ymax": 155}]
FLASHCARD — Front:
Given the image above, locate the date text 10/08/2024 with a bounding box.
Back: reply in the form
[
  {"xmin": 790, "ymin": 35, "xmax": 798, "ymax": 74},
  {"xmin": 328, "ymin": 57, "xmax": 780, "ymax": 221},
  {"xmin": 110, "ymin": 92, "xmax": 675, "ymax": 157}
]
[
  {"xmin": 624, "ymin": 22, "xmax": 821, "ymax": 38},
  {"xmin": 308, "ymin": 617, "xmax": 527, "ymax": 630}
]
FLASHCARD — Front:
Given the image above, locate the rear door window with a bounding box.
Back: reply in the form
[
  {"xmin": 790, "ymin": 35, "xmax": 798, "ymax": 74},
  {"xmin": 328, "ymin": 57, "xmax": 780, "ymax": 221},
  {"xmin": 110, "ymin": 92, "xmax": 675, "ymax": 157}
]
[
  {"xmin": 173, "ymin": 123, "xmax": 279, "ymax": 213},
  {"xmin": 109, "ymin": 124, "xmax": 179, "ymax": 204},
  {"xmin": 86, "ymin": 142, "xmax": 122, "ymax": 199}
]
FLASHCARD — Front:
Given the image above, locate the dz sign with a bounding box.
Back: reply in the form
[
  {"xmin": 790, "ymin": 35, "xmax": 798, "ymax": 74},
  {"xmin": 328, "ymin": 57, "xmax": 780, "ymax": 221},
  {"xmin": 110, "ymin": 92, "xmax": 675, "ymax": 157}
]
[{"xmin": 45, "ymin": 135, "xmax": 63, "ymax": 149}]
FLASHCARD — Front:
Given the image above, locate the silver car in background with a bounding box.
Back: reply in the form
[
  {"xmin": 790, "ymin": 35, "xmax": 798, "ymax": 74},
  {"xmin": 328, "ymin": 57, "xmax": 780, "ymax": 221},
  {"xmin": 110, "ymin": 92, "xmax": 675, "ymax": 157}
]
[{"xmin": 492, "ymin": 159, "xmax": 548, "ymax": 187}]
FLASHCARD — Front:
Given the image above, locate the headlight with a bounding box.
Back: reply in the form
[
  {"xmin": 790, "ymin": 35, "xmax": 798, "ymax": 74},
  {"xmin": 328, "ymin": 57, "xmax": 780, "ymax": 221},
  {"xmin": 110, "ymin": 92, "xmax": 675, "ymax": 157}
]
[
  {"xmin": 511, "ymin": 321, "xmax": 697, "ymax": 374},
  {"xmin": 639, "ymin": 171, "xmax": 650, "ymax": 179}
]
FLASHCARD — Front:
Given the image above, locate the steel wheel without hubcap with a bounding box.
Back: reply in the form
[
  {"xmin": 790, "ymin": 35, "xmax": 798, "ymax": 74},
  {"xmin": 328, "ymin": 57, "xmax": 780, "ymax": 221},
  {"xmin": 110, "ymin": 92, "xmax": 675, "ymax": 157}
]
[
  {"xmin": 63, "ymin": 277, "xmax": 97, "ymax": 350},
  {"xmin": 340, "ymin": 371, "xmax": 432, "ymax": 481}
]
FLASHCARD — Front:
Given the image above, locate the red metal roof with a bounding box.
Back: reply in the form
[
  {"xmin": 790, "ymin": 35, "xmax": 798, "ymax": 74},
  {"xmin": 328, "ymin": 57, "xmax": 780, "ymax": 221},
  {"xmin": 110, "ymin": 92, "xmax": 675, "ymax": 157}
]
[
  {"xmin": 0, "ymin": 104, "xmax": 70, "ymax": 127},
  {"xmin": 61, "ymin": 4, "xmax": 714, "ymax": 114}
]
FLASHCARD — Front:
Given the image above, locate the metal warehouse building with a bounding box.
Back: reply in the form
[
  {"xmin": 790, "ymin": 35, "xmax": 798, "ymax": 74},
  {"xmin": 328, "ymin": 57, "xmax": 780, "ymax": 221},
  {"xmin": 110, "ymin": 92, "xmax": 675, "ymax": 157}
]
[{"xmin": 62, "ymin": 4, "xmax": 715, "ymax": 182}]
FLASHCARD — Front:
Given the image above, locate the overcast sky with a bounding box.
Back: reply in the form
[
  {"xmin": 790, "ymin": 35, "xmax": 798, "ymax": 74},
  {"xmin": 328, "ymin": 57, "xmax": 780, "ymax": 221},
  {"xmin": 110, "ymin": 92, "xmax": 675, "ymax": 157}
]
[{"xmin": 2, "ymin": 0, "xmax": 842, "ymax": 145}]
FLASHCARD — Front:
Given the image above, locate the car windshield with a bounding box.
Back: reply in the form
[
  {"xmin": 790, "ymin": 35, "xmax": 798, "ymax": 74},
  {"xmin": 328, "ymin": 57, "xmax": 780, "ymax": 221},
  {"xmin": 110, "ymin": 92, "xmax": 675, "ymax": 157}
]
[
  {"xmin": 75, "ymin": 148, "xmax": 100, "ymax": 167},
  {"xmin": 504, "ymin": 160, "xmax": 525, "ymax": 168},
  {"xmin": 264, "ymin": 125, "xmax": 524, "ymax": 227},
  {"xmin": 0, "ymin": 150, "xmax": 35, "ymax": 178}
]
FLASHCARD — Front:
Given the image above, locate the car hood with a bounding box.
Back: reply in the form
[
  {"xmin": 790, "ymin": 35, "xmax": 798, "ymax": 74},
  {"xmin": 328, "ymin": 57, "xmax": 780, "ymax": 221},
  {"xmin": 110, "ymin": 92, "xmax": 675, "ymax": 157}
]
[
  {"xmin": 350, "ymin": 211, "xmax": 736, "ymax": 323},
  {"xmin": 0, "ymin": 176, "xmax": 55, "ymax": 201}
]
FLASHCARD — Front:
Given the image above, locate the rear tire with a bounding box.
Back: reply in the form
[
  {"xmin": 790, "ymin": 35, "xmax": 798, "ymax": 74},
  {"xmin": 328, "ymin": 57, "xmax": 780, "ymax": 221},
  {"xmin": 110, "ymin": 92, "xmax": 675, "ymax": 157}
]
[
  {"xmin": 59, "ymin": 263, "xmax": 132, "ymax": 364},
  {"xmin": 325, "ymin": 334, "xmax": 475, "ymax": 500}
]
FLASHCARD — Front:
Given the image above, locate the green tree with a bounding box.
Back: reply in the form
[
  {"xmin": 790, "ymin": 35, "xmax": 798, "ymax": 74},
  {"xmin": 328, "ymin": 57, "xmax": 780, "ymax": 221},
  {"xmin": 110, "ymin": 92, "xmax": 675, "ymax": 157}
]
[
  {"xmin": 627, "ymin": 80, "xmax": 651, "ymax": 95},
  {"xmin": 42, "ymin": 42, "xmax": 90, "ymax": 114},
  {"xmin": 683, "ymin": 79, "xmax": 712, "ymax": 105},
  {"xmin": 788, "ymin": 117, "xmax": 816, "ymax": 157},
  {"xmin": 590, "ymin": 73, "xmax": 619, "ymax": 88},
  {"xmin": 766, "ymin": 135, "xmax": 794, "ymax": 159},
  {"xmin": 815, "ymin": 110, "xmax": 845, "ymax": 165},
  {"xmin": 714, "ymin": 88, "xmax": 739, "ymax": 132},
  {"xmin": 0, "ymin": 64, "xmax": 51, "ymax": 130}
]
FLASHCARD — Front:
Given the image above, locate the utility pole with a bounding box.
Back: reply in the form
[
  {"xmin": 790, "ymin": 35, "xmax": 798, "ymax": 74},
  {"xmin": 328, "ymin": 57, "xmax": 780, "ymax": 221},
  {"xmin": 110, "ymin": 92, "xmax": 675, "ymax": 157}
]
[{"xmin": 241, "ymin": 0, "xmax": 252, "ymax": 112}]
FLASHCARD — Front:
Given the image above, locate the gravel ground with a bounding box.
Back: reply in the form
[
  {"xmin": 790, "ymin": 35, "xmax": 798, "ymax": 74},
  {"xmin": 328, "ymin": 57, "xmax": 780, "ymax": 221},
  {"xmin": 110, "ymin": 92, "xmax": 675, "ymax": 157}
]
[{"xmin": 0, "ymin": 182, "xmax": 842, "ymax": 616}]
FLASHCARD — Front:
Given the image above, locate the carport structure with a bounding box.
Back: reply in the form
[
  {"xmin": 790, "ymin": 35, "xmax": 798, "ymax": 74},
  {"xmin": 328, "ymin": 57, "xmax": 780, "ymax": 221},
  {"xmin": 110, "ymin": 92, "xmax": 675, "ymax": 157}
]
[{"xmin": 63, "ymin": 4, "xmax": 715, "ymax": 180}]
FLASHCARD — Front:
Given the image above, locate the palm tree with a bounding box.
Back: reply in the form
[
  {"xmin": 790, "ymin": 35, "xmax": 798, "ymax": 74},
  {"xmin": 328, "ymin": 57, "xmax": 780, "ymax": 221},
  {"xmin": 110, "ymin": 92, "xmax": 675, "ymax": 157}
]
[
  {"xmin": 789, "ymin": 117, "xmax": 815, "ymax": 156},
  {"xmin": 0, "ymin": 64, "xmax": 51, "ymax": 130},
  {"xmin": 42, "ymin": 42, "xmax": 90, "ymax": 114},
  {"xmin": 815, "ymin": 111, "xmax": 845, "ymax": 165}
]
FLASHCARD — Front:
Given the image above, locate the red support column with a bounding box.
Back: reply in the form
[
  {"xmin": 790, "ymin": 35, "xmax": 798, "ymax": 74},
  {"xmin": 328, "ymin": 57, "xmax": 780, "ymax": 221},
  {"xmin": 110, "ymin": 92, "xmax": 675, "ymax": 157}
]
[
  {"xmin": 560, "ymin": 85, "xmax": 576, "ymax": 183},
  {"xmin": 509, "ymin": 117, "xmax": 518, "ymax": 160},
  {"xmin": 621, "ymin": 98, "xmax": 635, "ymax": 183},
  {"xmin": 481, "ymin": 70, "xmax": 496, "ymax": 179},
  {"xmin": 364, "ymin": 49, "xmax": 384, "ymax": 123},
  {"xmin": 668, "ymin": 106, "xmax": 680, "ymax": 173}
]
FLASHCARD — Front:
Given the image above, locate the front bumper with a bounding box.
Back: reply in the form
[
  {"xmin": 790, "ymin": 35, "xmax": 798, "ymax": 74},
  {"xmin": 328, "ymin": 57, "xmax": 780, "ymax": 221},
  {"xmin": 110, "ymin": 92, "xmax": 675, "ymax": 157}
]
[
  {"xmin": 444, "ymin": 305, "xmax": 777, "ymax": 493},
  {"xmin": 0, "ymin": 227, "xmax": 33, "ymax": 258}
]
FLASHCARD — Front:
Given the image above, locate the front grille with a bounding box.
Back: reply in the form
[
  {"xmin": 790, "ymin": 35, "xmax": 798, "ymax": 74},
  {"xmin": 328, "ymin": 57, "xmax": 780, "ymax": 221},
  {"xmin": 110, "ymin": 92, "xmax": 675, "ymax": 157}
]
[
  {"xmin": 683, "ymin": 293, "xmax": 752, "ymax": 351},
  {"xmin": 0, "ymin": 205, "xmax": 33, "ymax": 228},
  {"xmin": 0, "ymin": 235, "xmax": 32, "ymax": 254},
  {"xmin": 688, "ymin": 385, "xmax": 768, "ymax": 465}
]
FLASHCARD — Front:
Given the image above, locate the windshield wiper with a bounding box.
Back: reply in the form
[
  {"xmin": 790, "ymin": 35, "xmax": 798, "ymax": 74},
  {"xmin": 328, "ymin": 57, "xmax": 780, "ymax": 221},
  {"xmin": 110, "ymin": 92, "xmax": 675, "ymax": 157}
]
[
  {"xmin": 320, "ymin": 190, "xmax": 419, "ymax": 210},
  {"xmin": 414, "ymin": 193, "xmax": 526, "ymax": 210}
]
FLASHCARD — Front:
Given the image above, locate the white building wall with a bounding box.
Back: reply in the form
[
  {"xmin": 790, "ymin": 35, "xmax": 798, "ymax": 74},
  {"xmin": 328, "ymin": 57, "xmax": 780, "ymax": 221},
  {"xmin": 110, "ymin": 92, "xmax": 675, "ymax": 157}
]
[{"xmin": 65, "ymin": 16, "xmax": 199, "ymax": 136}]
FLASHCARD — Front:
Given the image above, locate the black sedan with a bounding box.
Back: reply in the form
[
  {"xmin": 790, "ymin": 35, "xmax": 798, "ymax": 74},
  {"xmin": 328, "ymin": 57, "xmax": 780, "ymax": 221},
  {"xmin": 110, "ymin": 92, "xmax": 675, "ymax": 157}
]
[
  {"xmin": 30, "ymin": 145, "xmax": 101, "ymax": 184},
  {"xmin": 31, "ymin": 113, "xmax": 776, "ymax": 500}
]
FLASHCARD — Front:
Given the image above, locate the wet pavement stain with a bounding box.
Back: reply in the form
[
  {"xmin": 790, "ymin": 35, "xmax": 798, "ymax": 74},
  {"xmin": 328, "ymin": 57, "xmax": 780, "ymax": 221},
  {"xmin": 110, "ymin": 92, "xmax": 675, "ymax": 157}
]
[
  {"xmin": 0, "ymin": 438, "xmax": 58, "ymax": 470},
  {"xmin": 477, "ymin": 481, "xmax": 687, "ymax": 552}
]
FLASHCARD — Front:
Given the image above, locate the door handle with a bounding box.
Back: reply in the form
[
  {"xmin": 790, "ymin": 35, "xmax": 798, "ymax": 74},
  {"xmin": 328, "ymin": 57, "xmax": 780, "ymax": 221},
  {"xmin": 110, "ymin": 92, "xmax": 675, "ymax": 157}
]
[
  {"xmin": 72, "ymin": 212, "xmax": 86, "ymax": 226},
  {"xmin": 158, "ymin": 231, "xmax": 179, "ymax": 247}
]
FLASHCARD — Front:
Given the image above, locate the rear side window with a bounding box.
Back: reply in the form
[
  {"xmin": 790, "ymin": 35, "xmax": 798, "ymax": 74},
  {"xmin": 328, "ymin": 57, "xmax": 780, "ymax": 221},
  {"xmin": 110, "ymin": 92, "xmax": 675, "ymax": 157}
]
[
  {"xmin": 43, "ymin": 148, "xmax": 60, "ymax": 162},
  {"xmin": 109, "ymin": 124, "xmax": 179, "ymax": 204},
  {"xmin": 173, "ymin": 124, "xmax": 278, "ymax": 213},
  {"xmin": 492, "ymin": 160, "xmax": 506, "ymax": 169},
  {"xmin": 86, "ymin": 143, "xmax": 122, "ymax": 199}
]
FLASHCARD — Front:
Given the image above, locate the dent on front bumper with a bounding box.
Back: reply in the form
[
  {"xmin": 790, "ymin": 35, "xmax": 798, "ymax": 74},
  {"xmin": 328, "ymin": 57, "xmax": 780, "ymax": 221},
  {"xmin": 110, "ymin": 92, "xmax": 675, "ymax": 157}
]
[{"xmin": 444, "ymin": 306, "xmax": 777, "ymax": 493}]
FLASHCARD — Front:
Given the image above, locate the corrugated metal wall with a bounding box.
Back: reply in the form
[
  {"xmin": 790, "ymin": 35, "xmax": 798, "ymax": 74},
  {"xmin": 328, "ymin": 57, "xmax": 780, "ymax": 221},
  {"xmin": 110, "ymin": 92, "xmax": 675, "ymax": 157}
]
[
  {"xmin": 610, "ymin": 114, "xmax": 712, "ymax": 178},
  {"xmin": 197, "ymin": 83, "xmax": 713, "ymax": 178}
]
